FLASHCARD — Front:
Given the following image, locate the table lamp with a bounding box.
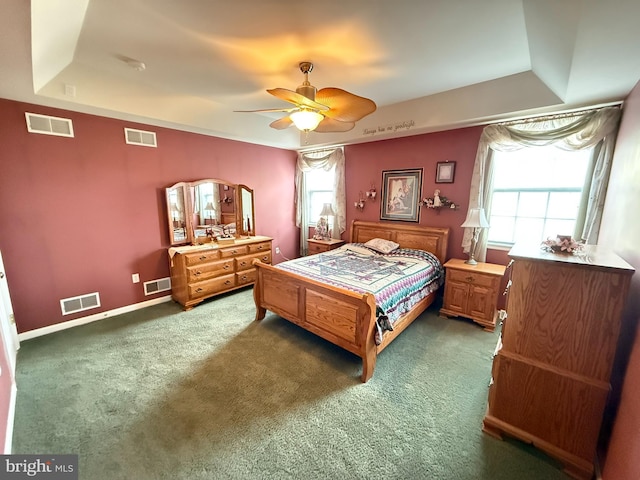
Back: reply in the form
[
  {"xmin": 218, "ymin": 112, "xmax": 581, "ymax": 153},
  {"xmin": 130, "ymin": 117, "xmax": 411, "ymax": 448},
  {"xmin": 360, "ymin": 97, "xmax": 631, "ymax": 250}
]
[
  {"xmin": 204, "ymin": 202, "xmax": 215, "ymax": 224},
  {"xmin": 316, "ymin": 203, "xmax": 336, "ymax": 240},
  {"xmin": 461, "ymin": 207, "xmax": 489, "ymax": 265}
]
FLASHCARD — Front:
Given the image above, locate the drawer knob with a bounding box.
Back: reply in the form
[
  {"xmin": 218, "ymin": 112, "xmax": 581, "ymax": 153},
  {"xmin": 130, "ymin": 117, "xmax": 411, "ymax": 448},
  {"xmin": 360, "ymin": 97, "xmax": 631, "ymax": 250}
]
[
  {"xmin": 199, "ymin": 256, "xmax": 207, "ymax": 260},
  {"xmin": 195, "ymin": 271, "xmax": 201, "ymax": 275},
  {"xmin": 466, "ymin": 276, "xmax": 474, "ymax": 282},
  {"xmin": 196, "ymin": 287, "xmax": 203, "ymax": 293},
  {"xmin": 240, "ymin": 261, "xmax": 247, "ymax": 266},
  {"xmin": 241, "ymin": 275, "xmax": 247, "ymax": 281},
  {"xmin": 224, "ymin": 264, "xmax": 230, "ymax": 269},
  {"xmin": 224, "ymin": 280, "xmax": 231, "ymax": 285}
]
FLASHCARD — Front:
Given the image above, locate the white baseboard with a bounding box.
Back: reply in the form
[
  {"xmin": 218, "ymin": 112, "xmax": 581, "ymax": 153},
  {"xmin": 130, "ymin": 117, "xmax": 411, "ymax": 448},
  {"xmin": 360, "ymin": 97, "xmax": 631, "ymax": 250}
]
[{"xmin": 18, "ymin": 295, "xmax": 173, "ymax": 341}]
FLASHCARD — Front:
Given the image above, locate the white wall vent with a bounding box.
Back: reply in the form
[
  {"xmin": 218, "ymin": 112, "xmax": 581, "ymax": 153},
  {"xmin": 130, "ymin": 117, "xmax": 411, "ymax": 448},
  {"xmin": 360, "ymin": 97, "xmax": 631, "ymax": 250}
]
[
  {"xmin": 25, "ymin": 112, "xmax": 74, "ymax": 137},
  {"xmin": 144, "ymin": 277, "xmax": 171, "ymax": 296},
  {"xmin": 124, "ymin": 128, "xmax": 157, "ymax": 147},
  {"xmin": 60, "ymin": 292, "xmax": 101, "ymax": 316}
]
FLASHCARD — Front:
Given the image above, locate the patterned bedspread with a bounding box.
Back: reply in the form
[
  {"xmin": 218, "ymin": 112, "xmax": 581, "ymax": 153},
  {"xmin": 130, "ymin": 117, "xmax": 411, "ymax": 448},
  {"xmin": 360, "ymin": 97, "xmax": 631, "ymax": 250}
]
[{"xmin": 276, "ymin": 244, "xmax": 444, "ymax": 339}]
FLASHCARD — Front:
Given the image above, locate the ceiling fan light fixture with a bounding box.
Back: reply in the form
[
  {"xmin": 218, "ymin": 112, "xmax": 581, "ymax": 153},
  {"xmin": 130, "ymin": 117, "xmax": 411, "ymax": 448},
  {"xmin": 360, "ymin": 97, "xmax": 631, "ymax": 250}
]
[{"xmin": 290, "ymin": 109, "xmax": 324, "ymax": 132}]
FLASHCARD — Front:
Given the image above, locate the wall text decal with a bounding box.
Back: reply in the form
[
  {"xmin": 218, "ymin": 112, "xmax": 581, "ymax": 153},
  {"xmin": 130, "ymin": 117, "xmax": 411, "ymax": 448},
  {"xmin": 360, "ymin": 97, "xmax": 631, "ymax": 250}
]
[{"xmin": 362, "ymin": 120, "xmax": 415, "ymax": 136}]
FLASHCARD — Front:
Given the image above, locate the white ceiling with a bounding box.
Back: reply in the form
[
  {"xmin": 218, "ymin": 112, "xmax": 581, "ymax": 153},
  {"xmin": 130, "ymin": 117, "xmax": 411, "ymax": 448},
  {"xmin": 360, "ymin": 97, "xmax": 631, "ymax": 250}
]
[{"xmin": 2, "ymin": 0, "xmax": 640, "ymax": 150}]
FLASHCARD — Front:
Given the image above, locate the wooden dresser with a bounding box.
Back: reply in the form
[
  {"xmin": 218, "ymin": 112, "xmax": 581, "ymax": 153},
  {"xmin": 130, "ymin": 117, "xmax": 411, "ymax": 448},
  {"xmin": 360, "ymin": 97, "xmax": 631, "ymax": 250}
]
[
  {"xmin": 482, "ymin": 244, "xmax": 634, "ymax": 479},
  {"xmin": 169, "ymin": 236, "xmax": 272, "ymax": 310},
  {"xmin": 440, "ymin": 259, "xmax": 506, "ymax": 331}
]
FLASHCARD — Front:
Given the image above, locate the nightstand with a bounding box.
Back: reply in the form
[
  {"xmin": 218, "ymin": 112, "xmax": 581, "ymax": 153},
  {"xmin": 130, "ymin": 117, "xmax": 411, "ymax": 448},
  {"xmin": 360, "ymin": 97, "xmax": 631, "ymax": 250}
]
[
  {"xmin": 439, "ymin": 258, "xmax": 506, "ymax": 331},
  {"xmin": 307, "ymin": 238, "xmax": 345, "ymax": 255}
]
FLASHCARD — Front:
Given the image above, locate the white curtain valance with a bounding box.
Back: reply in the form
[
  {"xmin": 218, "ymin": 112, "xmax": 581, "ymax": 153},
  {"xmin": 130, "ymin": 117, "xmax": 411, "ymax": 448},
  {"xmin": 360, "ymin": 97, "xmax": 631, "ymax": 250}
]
[
  {"xmin": 483, "ymin": 107, "xmax": 620, "ymax": 151},
  {"xmin": 464, "ymin": 106, "xmax": 621, "ymax": 260}
]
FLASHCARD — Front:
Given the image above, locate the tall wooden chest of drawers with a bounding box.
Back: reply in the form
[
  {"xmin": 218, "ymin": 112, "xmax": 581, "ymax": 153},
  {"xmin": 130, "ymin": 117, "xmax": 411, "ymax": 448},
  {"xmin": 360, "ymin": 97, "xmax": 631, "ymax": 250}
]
[
  {"xmin": 482, "ymin": 244, "xmax": 634, "ymax": 479},
  {"xmin": 169, "ymin": 236, "xmax": 272, "ymax": 310}
]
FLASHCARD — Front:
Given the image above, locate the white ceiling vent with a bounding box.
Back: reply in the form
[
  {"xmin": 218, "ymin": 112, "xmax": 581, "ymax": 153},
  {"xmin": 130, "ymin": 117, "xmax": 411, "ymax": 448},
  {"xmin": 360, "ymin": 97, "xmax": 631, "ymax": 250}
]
[
  {"xmin": 25, "ymin": 112, "xmax": 74, "ymax": 137},
  {"xmin": 125, "ymin": 128, "xmax": 157, "ymax": 147},
  {"xmin": 144, "ymin": 277, "xmax": 171, "ymax": 296},
  {"xmin": 60, "ymin": 292, "xmax": 101, "ymax": 315}
]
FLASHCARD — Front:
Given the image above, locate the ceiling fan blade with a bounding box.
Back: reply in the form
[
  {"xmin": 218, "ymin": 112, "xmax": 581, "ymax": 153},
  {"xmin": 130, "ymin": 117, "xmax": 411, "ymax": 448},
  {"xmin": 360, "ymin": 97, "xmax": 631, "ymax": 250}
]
[
  {"xmin": 267, "ymin": 88, "xmax": 330, "ymax": 111},
  {"xmin": 315, "ymin": 88, "xmax": 376, "ymax": 122},
  {"xmin": 269, "ymin": 116, "xmax": 294, "ymax": 130},
  {"xmin": 234, "ymin": 107, "xmax": 297, "ymax": 113},
  {"xmin": 314, "ymin": 117, "xmax": 356, "ymax": 133}
]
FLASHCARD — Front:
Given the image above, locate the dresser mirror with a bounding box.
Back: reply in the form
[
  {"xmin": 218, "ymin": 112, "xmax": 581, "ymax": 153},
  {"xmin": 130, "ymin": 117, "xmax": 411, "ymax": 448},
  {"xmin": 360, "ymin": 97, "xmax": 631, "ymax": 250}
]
[
  {"xmin": 165, "ymin": 179, "xmax": 255, "ymax": 246},
  {"xmin": 238, "ymin": 184, "xmax": 255, "ymax": 236},
  {"xmin": 166, "ymin": 182, "xmax": 188, "ymax": 245}
]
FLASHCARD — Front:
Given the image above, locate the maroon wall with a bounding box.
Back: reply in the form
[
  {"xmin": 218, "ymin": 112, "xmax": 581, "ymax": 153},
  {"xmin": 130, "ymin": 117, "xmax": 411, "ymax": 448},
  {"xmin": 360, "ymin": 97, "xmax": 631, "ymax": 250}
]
[
  {"xmin": 343, "ymin": 126, "xmax": 485, "ymax": 260},
  {"xmin": 0, "ymin": 99, "xmax": 298, "ymax": 334},
  {"xmin": 600, "ymin": 80, "xmax": 640, "ymax": 479},
  {"xmin": 0, "ymin": 100, "xmax": 508, "ymax": 334},
  {"xmin": 343, "ymin": 127, "xmax": 511, "ymax": 309}
]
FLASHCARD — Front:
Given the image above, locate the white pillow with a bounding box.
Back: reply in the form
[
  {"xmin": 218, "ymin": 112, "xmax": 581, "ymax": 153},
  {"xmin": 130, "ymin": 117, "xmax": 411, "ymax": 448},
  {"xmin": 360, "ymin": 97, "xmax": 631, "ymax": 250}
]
[
  {"xmin": 342, "ymin": 244, "xmax": 376, "ymax": 256},
  {"xmin": 364, "ymin": 238, "xmax": 400, "ymax": 254}
]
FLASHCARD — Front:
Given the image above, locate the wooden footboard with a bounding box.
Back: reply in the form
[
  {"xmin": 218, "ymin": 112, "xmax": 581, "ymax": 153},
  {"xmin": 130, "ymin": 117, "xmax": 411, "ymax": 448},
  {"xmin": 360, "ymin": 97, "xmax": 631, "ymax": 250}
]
[
  {"xmin": 252, "ymin": 259, "xmax": 438, "ymax": 382},
  {"xmin": 253, "ymin": 220, "xmax": 449, "ymax": 382},
  {"xmin": 253, "ymin": 259, "xmax": 379, "ymax": 382}
]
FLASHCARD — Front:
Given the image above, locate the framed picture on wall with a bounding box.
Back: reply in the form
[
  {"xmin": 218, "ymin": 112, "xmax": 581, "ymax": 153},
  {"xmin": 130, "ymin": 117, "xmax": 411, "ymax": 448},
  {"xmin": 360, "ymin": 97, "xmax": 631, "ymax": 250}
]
[
  {"xmin": 435, "ymin": 161, "xmax": 456, "ymax": 183},
  {"xmin": 380, "ymin": 168, "xmax": 423, "ymax": 222}
]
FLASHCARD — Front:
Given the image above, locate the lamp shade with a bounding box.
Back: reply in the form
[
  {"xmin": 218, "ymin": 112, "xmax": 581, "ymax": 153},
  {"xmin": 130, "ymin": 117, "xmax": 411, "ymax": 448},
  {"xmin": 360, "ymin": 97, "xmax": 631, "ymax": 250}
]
[
  {"xmin": 204, "ymin": 202, "xmax": 215, "ymax": 211},
  {"xmin": 290, "ymin": 110, "xmax": 324, "ymax": 132},
  {"xmin": 319, "ymin": 203, "xmax": 336, "ymax": 217},
  {"xmin": 461, "ymin": 208, "xmax": 489, "ymax": 228}
]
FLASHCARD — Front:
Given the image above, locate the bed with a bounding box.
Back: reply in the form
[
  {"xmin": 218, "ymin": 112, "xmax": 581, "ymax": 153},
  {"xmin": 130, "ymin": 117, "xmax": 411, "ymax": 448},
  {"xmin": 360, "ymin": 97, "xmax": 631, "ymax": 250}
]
[{"xmin": 252, "ymin": 220, "xmax": 449, "ymax": 382}]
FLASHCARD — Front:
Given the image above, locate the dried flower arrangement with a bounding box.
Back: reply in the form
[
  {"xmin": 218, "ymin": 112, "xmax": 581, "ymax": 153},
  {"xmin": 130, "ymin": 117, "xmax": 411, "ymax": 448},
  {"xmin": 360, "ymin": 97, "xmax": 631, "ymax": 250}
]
[{"xmin": 541, "ymin": 235, "xmax": 583, "ymax": 254}]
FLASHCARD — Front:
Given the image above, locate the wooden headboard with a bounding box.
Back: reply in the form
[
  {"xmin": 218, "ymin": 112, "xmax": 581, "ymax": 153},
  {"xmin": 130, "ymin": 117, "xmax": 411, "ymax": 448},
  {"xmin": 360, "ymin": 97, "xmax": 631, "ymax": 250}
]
[{"xmin": 350, "ymin": 220, "xmax": 449, "ymax": 264}]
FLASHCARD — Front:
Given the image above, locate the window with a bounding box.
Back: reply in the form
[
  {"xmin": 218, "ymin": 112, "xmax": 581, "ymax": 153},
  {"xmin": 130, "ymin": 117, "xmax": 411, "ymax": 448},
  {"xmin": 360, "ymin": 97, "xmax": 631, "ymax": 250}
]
[
  {"xmin": 488, "ymin": 145, "xmax": 593, "ymax": 246},
  {"xmin": 296, "ymin": 147, "xmax": 345, "ymax": 254},
  {"xmin": 306, "ymin": 167, "xmax": 335, "ymax": 227}
]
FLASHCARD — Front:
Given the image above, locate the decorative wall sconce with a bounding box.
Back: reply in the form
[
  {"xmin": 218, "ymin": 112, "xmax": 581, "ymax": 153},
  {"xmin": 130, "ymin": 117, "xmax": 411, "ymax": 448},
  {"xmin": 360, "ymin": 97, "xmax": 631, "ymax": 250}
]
[
  {"xmin": 419, "ymin": 189, "xmax": 459, "ymax": 210},
  {"xmin": 220, "ymin": 194, "xmax": 233, "ymax": 204},
  {"xmin": 355, "ymin": 184, "xmax": 377, "ymax": 211},
  {"xmin": 365, "ymin": 184, "xmax": 377, "ymax": 200}
]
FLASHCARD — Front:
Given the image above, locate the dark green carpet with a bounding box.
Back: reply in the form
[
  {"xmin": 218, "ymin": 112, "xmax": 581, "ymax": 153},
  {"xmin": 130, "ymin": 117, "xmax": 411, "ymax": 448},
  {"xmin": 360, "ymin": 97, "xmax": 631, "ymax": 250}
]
[{"xmin": 13, "ymin": 288, "xmax": 566, "ymax": 479}]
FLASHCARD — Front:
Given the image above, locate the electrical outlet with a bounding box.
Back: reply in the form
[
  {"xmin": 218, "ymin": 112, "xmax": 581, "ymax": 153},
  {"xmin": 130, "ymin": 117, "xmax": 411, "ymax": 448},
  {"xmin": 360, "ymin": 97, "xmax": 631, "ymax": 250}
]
[
  {"xmin": 275, "ymin": 247, "xmax": 281, "ymax": 254},
  {"xmin": 132, "ymin": 273, "xmax": 140, "ymax": 283}
]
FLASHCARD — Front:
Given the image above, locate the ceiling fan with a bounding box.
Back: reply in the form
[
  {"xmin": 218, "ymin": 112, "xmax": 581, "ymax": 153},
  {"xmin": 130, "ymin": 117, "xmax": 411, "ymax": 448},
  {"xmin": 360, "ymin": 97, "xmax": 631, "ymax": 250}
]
[{"xmin": 236, "ymin": 62, "xmax": 377, "ymax": 133}]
